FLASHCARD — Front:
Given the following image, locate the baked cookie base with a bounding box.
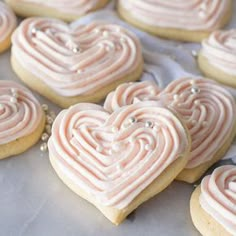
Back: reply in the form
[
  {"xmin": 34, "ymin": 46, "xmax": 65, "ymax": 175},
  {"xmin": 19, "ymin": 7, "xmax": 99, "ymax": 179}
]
[
  {"xmin": 190, "ymin": 186, "xmax": 232, "ymax": 236},
  {"xmin": 117, "ymin": 2, "xmax": 232, "ymax": 42},
  {"xmin": 5, "ymin": 0, "xmax": 109, "ymax": 22},
  {"xmin": 50, "ymin": 151, "xmax": 189, "ymax": 225},
  {"xmin": 11, "ymin": 55, "xmax": 143, "ymax": 108},
  {"xmin": 0, "ymin": 34, "xmax": 13, "ymax": 53},
  {"xmin": 0, "ymin": 113, "xmax": 45, "ymax": 159},
  {"xmin": 176, "ymin": 119, "xmax": 236, "ymax": 183},
  {"xmin": 198, "ymin": 52, "xmax": 236, "ymax": 88}
]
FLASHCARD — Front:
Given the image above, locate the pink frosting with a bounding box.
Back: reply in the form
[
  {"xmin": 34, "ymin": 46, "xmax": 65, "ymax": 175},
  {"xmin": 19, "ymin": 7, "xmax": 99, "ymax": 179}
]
[
  {"xmin": 0, "ymin": 80, "xmax": 43, "ymax": 145},
  {"xmin": 48, "ymin": 101, "xmax": 189, "ymax": 209},
  {"xmin": 0, "ymin": 2, "xmax": 17, "ymax": 43},
  {"xmin": 104, "ymin": 81, "xmax": 161, "ymax": 112},
  {"xmin": 104, "ymin": 79, "xmax": 236, "ymax": 169},
  {"xmin": 11, "ymin": 18, "xmax": 143, "ymax": 97},
  {"xmin": 118, "ymin": 0, "xmax": 230, "ymax": 31},
  {"xmin": 200, "ymin": 165, "xmax": 236, "ymax": 235},
  {"xmin": 19, "ymin": 0, "xmax": 108, "ymax": 15},
  {"xmin": 201, "ymin": 30, "xmax": 236, "ymax": 76}
]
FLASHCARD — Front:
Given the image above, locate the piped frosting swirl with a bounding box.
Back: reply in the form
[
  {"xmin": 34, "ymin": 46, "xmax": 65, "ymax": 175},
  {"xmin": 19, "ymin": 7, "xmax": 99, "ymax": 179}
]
[
  {"xmin": 11, "ymin": 18, "xmax": 143, "ymax": 97},
  {"xmin": 48, "ymin": 101, "xmax": 189, "ymax": 209},
  {"xmin": 0, "ymin": 80, "xmax": 43, "ymax": 145},
  {"xmin": 118, "ymin": 0, "xmax": 231, "ymax": 31},
  {"xmin": 104, "ymin": 79, "xmax": 236, "ymax": 169},
  {"xmin": 200, "ymin": 165, "xmax": 236, "ymax": 235},
  {"xmin": 159, "ymin": 78, "xmax": 236, "ymax": 168},
  {"xmin": 201, "ymin": 30, "xmax": 236, "ymax": 76},
  {"xmin": 104, "ymin": 81, "xmax": 161, "ymax": 112},
  {"xmin": 0, "ymin": 2, "xmax": 17, "ymax": 43}
]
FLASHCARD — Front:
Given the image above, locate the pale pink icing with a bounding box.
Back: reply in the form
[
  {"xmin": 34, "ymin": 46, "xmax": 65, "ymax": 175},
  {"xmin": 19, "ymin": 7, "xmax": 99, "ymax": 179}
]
[
  {"xmin": 201, "ymin": 30, "xmax": 236, "ymax": 76},
  {"xmin": 200, "ymin": 165, "xmax": 236, "ymax": 235},
  {"xmin": 48, "ymin": 101, "xmax": 189, "ymax": 209},
  {"xmin": 104, "ymin": 79, "xmax": 236, "ymax": 169},
  {"xmin": 19, "ymin": 0, "xmax": 108, "ymax": 15},
  {"xmin": 0, "ymin": 80, "xmax": 43, "ymax": 145},
  {"xmin": 104, "ymin": 81, "xmax": 161, "ymax": 112},
  {"xmin": 160, "ymin": 78, "xmax": 236, "ymax": 168},
  {"xmin": 11, "ymin": 18, "xmax": 143, "ymax": 97},
  {"xmin": 119, "ymin": 0, "xmax": 230, "ymax": 31},
  {"xmin": 0, "ymin": 2, "xmax": 17, "ymax": 43}
]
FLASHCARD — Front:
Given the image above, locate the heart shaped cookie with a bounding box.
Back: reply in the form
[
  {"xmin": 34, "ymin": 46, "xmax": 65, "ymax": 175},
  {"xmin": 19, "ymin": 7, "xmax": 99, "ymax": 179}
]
[
  {"xmin": 5, "ymin": 0, "xmax": 109, "ymax": 22},
  {"xmin": 117, "ymin": 0, "xmax": 232, "ymax": 42},
  {"xmin": 0, "ymin": 2, "xmax": 17, "ymax": 53},
  {"xmin": 0, "ymin": 80, "xmax": 45, "ymax": 159},
  {"xmin": 104, "ymin": 78, "xmax": 236, "ymax": 183},
  {"xmin": 198, "ymin": 29, "xmax": 236, "ymax": 88},
  {"xmin": 48, "ymin": 101, "xmax": 190, "ymax": 224},
  {"xmin": 11, "ymin": 18, "xmax": 143, "ymax": 108}
]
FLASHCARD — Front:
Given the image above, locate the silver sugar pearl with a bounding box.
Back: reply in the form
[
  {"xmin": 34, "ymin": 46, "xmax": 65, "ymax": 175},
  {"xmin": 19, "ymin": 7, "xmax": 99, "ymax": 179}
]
[
  {"xmin": 173, "ymin": 94, "xmax": 179, "ymax": 101},
  {"xmin": 191, "ymin": 86, "xmax": 200, "ymax": 94},
  {"xmin": 11, "ymin": 88, "xmax": 17, "ymax": 93},
  {"xmin": 199, "ymin": 10, "xmax": 206, "ymax": 18},
  {"xmin": 128, "ymin": 117, "xmax": 137, "ymax": 124},
  {"xmin": 10, "ymin": 97, "xmax": 17, "ymax": 103},
  {"xmin": 116, "ymin": 163, "xmax": 123, "ymax": 171},
  {"xmin": 40, "ymin": 142, "xmax": 48, "ymax": 152},
  {"xmin": 46, "ymin": 115, "xmax": 54, "ymax": 124},
  {"xmin": 72, "ymin": 47, "xmax": 80, "ymax": 54},
  {"xmin": 94, "ymin": 28, "xmax": 101, "ymax": 34},
  {"xmin": 103, "ymin": 31, "xmax": 109, "ymax": 37},
  {"xmin": 49, "ymin": 111, "xmax": 56, "ymax": 119},
  {"xmin": 41, "ymin": 104, "xmax": 49, "ymax": 112},
  {"xmin": 45, "ymin": 124, "xmax": 52, "ymax": 134},
  {"xmin": 32, "ymin": 27, "xmax": 40, "ymax": 35},
  {"xmin": 191, "ymin": 50, "xmax": 198, "ymax": 58},
  {"xmin": 41, "ymin": 133, "xmax": 49, "ymax": 141},
  {"xmin": 145, "ymin": 121, "xmax": 153, "ymax": 128}
]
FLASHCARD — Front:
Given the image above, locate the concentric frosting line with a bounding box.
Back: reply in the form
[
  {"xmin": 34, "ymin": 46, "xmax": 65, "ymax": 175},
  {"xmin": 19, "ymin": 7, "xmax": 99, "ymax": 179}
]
[
  {"xmin": 22, "ymin": 0, "xmax": 105, "ymax": 15},
  {"xmin": 119, "ymin": 0, "xmax": 230, "ymax": 31},
  {"xmin": 48, "ymin": 101, "xmax": 188, "ymax": 209},
  {"xmin": 104, "ymin": 79, "xmax": 236, "ymax": 169},
  {"xmin": 12, "ymin": 19, "xmax": 142, "ymax": 97},
  {"xmin": 201, "ymin": 30, "xmax": 236, "ymax": 75},
  {"xmin": 104, "ymin": 81, "xmax": 161, "ymax": 112},
  {"xmin": 0, "ymin": 2, "xmax": 17, "ymax": 43},
  {"xmin": 159, "ymin": 78, "xmax": 236, "ymax": 168},
  {"xmin": 200, "ymin": 165, "xmax": 236, "ymax": 235},
  {"xmin": 0, "ymin": 80, "xmax": 43, "ymax": 145}
]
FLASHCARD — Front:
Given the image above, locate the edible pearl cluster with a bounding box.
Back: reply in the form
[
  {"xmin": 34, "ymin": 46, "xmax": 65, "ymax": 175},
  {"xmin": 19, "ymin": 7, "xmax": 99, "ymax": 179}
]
[
  {"xmin": 40, "ymin": 104, "xmax": 56, "ymax": 152},
  {"xmin": 10, "ymin": 88, "xmax": 19, "ymax": 103}
]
